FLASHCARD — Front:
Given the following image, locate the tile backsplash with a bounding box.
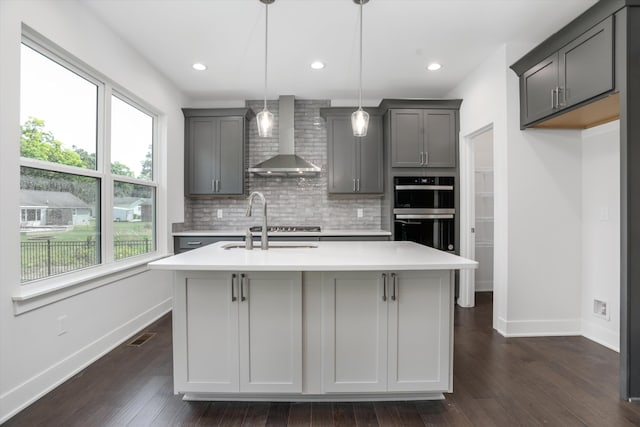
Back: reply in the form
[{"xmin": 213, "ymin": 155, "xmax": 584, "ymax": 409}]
[{"xmin": 182, "ymin": 99, "xmax": 382, "ymax": 230}]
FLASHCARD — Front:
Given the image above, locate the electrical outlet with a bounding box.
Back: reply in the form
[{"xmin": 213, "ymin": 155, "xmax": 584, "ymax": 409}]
[
  {"xmin": 217, "ymin": 209, "xmax": 223, "ymax": 219},
  {"xmin": 57, "ymin": 315, "xmax": 68, "ymax": 336},
  {"xmin": 593, "ymin": 299, "xmax": 609, "ymax": 320},
  {"xmin": 357, "ymin": 208, "xmax": 364, "ymax": 218},
  {"xmin": 599, "ymin": 207, "xmax": 609, "ymax": 221}
]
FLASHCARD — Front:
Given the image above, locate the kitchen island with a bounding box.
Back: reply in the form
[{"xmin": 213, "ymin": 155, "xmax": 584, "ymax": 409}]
[{"xmin": 149, "ymin": 241, "xmax": 477, "ymax": 401}]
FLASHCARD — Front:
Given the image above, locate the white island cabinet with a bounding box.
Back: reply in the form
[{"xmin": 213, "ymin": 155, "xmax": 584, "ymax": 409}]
[
  {"xmin": 148, "ymin": 241, "xmax": 476, "ymax": 401},
  {"xmin": 321, "ymin": 270, "xmax": 451, "ymax": 393},
  {"xmin": 173, "ymin": 271, "xmax": 301, "ymax": 394}
]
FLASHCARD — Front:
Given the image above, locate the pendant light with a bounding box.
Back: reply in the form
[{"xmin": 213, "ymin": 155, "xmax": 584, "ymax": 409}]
[
  {"xmin": 352, "ymin": 0, "xmax": 369, "ymax": 137},
  {"xmin": 257, "ymin": 0, "xmax": 275, "ymax": 137}
]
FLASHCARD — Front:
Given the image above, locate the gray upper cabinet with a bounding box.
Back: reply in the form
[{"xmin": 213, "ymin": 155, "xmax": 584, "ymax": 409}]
[
  {"xmin": 390, "ymin": 109, "xmax": 456, "ymax": 168},
  {"xmin": 183, "ymin": 109, "xmax": 250, "ymax": 196},
  {"xmin": 324, "ymin": 110, "xmax": 383, "ymax": 194},
  {"xmin": 559, "ymin": 17, "xmax": 614, "ymax": 109},
  {"xmin": 520, "ymin": 16, "xmax": 614, "ymax": 127},
  {"xmin": 522, "ymin": 54, "xmax": 560, "ymax": 125}
]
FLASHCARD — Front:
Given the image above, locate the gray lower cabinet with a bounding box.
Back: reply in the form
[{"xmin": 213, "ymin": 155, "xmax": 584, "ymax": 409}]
[
  {"xmin": 183, "ymin": 109, "xmax": 250, "ymax": 196},
  {"xmin": 520, "ymin": 16, "xmax": 614, "ymax": 127},
  {"xmin": 175, "ymin": 234, "xmax": 390, "ymax": 253},
  {"xmin": 390, "ymin": 109, "xmax": 456, "ymax": 168},
  {"xmin": 324, "ymin": 110, "xmax": 383, "ymax": 194}
]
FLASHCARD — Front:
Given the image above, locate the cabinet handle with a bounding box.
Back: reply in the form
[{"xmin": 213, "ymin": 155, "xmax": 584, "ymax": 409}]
[
  {"xmin": 420, "ymin": 151, "xmax": 424, "ymax": 165},
  {"xmin": 357, "ymin": 179, "xmax": 360, "ymax": 192},
  {"xmin": 391, "ymin": 272, "xmax": 397, "ymax": 301},
  {"xmin": 551, "ymin": 88, "xmax": 556, "ymax": 109},
  {"xmin": 186, "ymin": 241, "xmax": 202, "ymax": 246},
  {"xmin": 353, "ymin": 179, "xmax": 356, "ymax": 192},
  {"xmin": 382, "ymin": 273, "xmax": 387, "ymax": 301},
  {"xmin": 231, "ymin": 274, "xmax": 237, "ymax": 302},
  {"xmin": 240, "ymin": 273, "xmax": 246, "ymax": 301},
  {"xmin": 424, "ymin": 152, "xmax": 428, "ymax": 166},
  {"xmin": 216, "ymin": 180, "xmax": 220, "ymax": 192},
  {"xmin": 211, "ymin": 179, "xmax": 215, "ymax": 192}
]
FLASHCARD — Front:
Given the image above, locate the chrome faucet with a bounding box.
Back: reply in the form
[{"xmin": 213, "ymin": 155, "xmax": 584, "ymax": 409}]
[{"xmin": 246, "ymin": 191, "xmax": 268, "ymax": 250}]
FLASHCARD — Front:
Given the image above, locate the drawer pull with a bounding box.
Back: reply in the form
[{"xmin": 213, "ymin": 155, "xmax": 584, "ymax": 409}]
[
  {"xmin": 382, "ymin": 273, "xmax": 387, "ymax": 302},
  {"xmin": 231, "ymin": 274, "xmax": 237, "ymax": 302},
  {"xmin": 186, "ymin": 241, "xmax": 202, "ymax": 245}
]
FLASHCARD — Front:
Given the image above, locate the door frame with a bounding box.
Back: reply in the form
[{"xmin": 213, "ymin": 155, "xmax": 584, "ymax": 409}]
[{"xmin": 458, "ymin": 123, "xmax": 493, "ymax": 307}]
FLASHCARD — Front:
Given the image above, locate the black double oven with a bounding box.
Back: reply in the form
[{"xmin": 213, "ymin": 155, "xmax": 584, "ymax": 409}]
[{"xmin": 393, "ymin": 176, "xmax": 455, "ymax": 252}]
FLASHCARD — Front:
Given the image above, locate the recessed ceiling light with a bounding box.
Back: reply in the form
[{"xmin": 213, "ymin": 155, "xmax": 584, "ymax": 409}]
[
  {"xmin": 427, "ymin": 63, "xmax": 442, "ymax": 71},
  {"xmin": 192, "ymin": 63, "xmax": 207, "ymax": 71},
  {"xmin": 310, "ymin": 61, "xmax": 325, "ymax": 70}
]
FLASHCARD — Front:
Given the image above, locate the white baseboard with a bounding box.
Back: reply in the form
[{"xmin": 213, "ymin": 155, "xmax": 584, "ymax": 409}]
[
  {"xmin": 582, "ymin": 319, "xmax": 619, "ymax": 352},
  {"xmin": 0, "ymin": 298, "xmax": 172, "ymax": 424},
  {"xmin": 496, "ymin": 317, "xmax": 582, "ymax": 337}
]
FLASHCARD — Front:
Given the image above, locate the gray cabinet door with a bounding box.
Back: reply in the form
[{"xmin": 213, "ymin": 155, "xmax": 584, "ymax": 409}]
[
  {"xmin": 357, "ymin": 115, "xmax": 383, "ymax": 193},
  {"xmin": 327, "ymin": 116, "xmax": 357, "ymax": 193},
  {"xmin": 218, "ymin": 117, "xmax": 244, "ymax": 195},
  {"xmin": 188, "ymin": 117, "xmax": 217, "ymax": 195},
  {"xmin": 522, "ymin": 53, "xmax": 559, "ymax": 125},
  {"xmin": 391, "ymin": 110, "xmax": 423, "ymax": 167},
  {"xmin": 559, "ymin": 16, "xmax": 613, "ymax": 109},
  {"xmin": 185, "ymin": 115, "xmax": 245, "ymax": 196},
  {"xmin": 424, "ymin": 110, "xmax": 456, "ymax": 168}
]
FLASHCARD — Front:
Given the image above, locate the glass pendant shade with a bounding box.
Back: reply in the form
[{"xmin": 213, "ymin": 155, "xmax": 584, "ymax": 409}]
[
  {"xmin": 351, "ymin": 107, "xmax": 369, "ymax": 137},
  {"xmin": 257, "ymin": 108, "xmax": 274, "ymax": 137}
]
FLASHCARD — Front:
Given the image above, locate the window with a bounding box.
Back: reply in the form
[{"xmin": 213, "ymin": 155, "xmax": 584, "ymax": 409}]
[{"xmin": 19, "ymin": 34, "xmax": 158, "ymax": 283}]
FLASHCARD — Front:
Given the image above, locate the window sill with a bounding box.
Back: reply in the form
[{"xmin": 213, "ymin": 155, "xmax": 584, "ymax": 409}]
[{"xmin": 12, "ymin": 253, "xmax": 172, "ymax": 315}]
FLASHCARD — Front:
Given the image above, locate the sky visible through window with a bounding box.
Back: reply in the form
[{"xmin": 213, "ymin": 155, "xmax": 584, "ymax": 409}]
[{"xmin": 20, "ymin": 44, "xmax": 152, "ymax": 178}]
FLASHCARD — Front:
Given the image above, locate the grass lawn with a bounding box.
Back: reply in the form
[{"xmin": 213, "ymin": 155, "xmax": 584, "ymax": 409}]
[{"xmin": 21, "ymin": 220, "xmax": 152, "ymax": 242}]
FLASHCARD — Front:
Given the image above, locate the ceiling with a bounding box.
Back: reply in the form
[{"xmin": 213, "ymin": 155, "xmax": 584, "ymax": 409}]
[{"xmin": 82, "ymin": 0, "xmax": 599, "ymax": 105}]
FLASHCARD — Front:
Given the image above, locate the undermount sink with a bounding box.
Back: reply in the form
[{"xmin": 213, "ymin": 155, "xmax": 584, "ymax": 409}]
[{"xmin": 222, "ymin": 242, "xmax": 318, "ymax": 250}]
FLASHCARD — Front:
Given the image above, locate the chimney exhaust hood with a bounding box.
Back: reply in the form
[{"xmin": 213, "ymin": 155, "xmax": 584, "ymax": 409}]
[{"xmin": 248, "ymin": 95, "xmax": 321, "ymax": 177}]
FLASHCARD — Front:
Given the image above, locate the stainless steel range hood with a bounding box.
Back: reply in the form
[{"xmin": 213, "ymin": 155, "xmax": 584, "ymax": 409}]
[{"xmin": 248, "ymin": 95, "xmax": 321, "ymax": 177}]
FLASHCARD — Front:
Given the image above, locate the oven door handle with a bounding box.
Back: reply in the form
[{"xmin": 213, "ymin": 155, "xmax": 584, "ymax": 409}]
[
  {"xmin": 394, "ymin": 219, "xmax": 423, "ymax": 225},
  {"xmin": 395, "ymin": 185, "xmax": 454, "ymax": 191},
  {"xmin": 395, "ymin": 214, "xmax": 454, "ymax": 219}
]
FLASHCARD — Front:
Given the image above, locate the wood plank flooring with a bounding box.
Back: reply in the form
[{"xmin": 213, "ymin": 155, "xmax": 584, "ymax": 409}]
[{"xmin": 6, "ymin": 292, "xmax": 640, "ymax": 426}]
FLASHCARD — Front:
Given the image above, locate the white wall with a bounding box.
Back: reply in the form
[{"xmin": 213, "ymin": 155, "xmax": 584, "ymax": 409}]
[
  {"xmin": 447, "ymin": 45, "xmax": 509, "ymax": 321},
  {"xmin": 448, "ymin": 43, "xmax": 584, "ymax": 337},
  {"xmin": 0, "ymin": 0, "xmax": 185, "ymax": 422},
  {"xmin": 581, "ymin": 120, "xmax": 620, "ymax": 351}
]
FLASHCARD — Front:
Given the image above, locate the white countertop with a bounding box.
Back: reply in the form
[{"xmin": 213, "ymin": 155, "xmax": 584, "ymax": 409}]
[
  {"xmin": 149, "ymin": 241, "xmax": 477, "ymax": 272},
  {"xmin": 173, "ymin": 229, "xmax": 391, "ymax": 237}
]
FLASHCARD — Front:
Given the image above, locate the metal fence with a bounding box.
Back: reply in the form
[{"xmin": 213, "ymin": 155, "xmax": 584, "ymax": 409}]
[{"xmin": 21, "ymin": 239, "xmax": 151, "ymax": 282}]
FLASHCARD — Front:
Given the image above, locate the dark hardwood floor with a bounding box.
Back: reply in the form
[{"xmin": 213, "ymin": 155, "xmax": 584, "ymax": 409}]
[{"xmin": 6, "ymin": 292, "xmax": 640, "ymax": 426}]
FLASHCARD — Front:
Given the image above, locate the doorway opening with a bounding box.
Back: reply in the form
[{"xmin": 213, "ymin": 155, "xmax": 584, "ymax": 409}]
[
  {"xmin": 458, "ymin": 125, "xmax": 494, "ymax": 307},
  {"xmin": 472, "ymin": 129, "xmax": 494, "ymax": 295}
]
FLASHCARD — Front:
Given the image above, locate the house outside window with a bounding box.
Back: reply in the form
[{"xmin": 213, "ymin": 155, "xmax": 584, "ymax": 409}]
[{"xmin": 19, "ymin": 33, "xmax": 158, "ymax": 283}]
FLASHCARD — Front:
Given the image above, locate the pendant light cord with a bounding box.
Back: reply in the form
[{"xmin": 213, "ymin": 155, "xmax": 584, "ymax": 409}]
[
  {"xmin": 358, "ymin": 0, "xmax": 363, "ymax": 109},
  {"xmin": 264, "ymin": 3, "xmax": 269, "ymax": 110}
]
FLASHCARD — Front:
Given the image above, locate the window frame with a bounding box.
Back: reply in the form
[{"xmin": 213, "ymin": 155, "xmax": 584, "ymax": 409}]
[{"xmin": 17, "ymin": 29, "xmax": 162, "ymax": 295}]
